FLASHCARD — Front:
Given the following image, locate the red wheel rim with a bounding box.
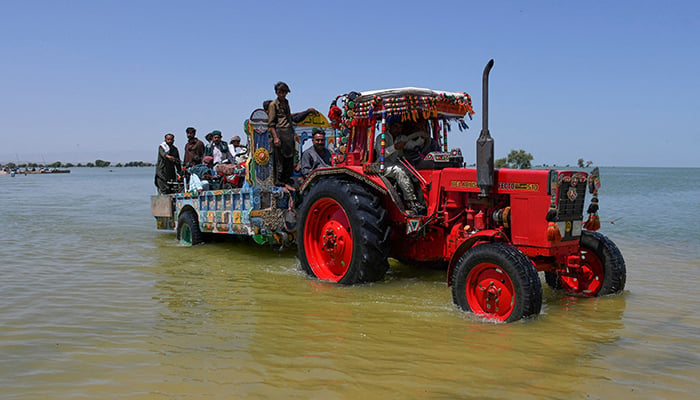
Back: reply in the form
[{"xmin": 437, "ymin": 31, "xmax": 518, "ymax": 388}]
[
  {"xmin": 303, "ymin": 198, "xmax": 353, "ymax": 282},
  {"xmin": 465, "ymin": 262, "xmax": 515, "ymax": 321},
  {"xmin": 560, "ymin": 249, "xmax": 603, "ymax": 296}
]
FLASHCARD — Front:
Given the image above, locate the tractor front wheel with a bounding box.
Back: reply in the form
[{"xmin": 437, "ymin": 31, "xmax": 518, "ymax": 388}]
[
  {"xmin": 452, "ymin": 243, "xmax": 542, "ymax": 322},
  {"xmin": 556, "ymin": 231, "xmax": 626, "ymax": 296}
]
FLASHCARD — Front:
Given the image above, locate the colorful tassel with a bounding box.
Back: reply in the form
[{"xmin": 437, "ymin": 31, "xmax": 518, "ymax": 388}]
[
  {"xmin": 547, "ymin": 222, "xmax": 562, "ymax": 242},
  {"xmin": 584, "ymin": 214, "xmax": 601, "ymax": 231}
]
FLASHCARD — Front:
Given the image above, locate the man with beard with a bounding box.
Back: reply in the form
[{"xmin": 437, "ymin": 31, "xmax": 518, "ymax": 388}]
[
  {"xmin": 300, "ymin": 128, "xmax": 332, "ymax": 179},
  {"xmin": 229, "ymin": 135, "xmax": 248, "ymax": 164},
  {"xmin": 155, "ymin": 133, "xmax": 182, "ymax": 194},
  {"xmin": 204, "ymin": 130, "xmax": 235, "ymax": 165}
]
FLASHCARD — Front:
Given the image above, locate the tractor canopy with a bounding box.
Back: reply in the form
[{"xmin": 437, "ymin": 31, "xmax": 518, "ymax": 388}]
[
  {"xmin": 328, "ymin": 87, "xmax": 475, "ymax": 167},
  {"xmin": 346, "ymin": 87, "xmax": 475, "ymax": 123}
]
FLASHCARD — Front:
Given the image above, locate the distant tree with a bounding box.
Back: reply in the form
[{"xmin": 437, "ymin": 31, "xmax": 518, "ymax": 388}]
[
  {"xmin": 77, "ymin": 163, "xmax": 84, "ymax": 167},
  {"xmin": 578, "ymin": 158, "xmax": 594, "ymax": 168},
  {"xmin": 496, "ymin": 149, "xmax": 534, "ymax": 169},
  {"xmin": 64, "ymin": 163, "xmax": 74, "ymax": 168},
  {"xmin": 7, "ymin": 162, "xmax": 16, "ymax": 169},
  {"xmin": 115, "ymin": 163, "xmax": 123, "ymax": 167},
  {"xmin": 95, "ymin": 159, "xmax": 111, "ymax": 167},
  {"xmin": 86, "ymin": 162, "xmax": 95, "ymax": 167},
  {"xmin": 123, "ymin": 161, "xmax": 153, "ymax": 167},
  {"xmin": 48, "ymin": 161, "xmax": 61, "ymax": 168}
]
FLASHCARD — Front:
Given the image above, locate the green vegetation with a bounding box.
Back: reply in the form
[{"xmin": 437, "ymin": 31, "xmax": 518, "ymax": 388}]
[
  {"xmin": 2, "ymin": 159, "xmax": 153, "ymax": 169},
  {"xmin": 578, "ymin": 158, "xmax": 593, "ymax": 168},
  {"xmin": 495, "ymin": 149, "xmax": 534, "ymax": 169}
]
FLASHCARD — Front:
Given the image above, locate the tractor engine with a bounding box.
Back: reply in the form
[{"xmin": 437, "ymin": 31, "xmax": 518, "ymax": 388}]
[{"xmin": 390, "ymin": 167, "xmax": 593, "ymax": 270}]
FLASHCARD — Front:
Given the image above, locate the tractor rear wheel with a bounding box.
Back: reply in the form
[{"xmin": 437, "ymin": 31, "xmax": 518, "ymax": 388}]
[
  {"xmin": 451, "ymin": 243, "xmax": 542, "ymax": 322},
  {"xmin": 557, "ymin": 231, "xmax": 626, "ymax": 296},
  {"xmin": 297, "ymin": 178, "xmax": 390, "ymax": 284},
  {"xmin": 177, "ymin": 210, "xmax": 203, "ymax": 246}
]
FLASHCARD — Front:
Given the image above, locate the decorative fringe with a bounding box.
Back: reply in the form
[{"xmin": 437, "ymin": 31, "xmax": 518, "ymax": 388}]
[
  {"xmin": 584, "ymin": 214, "xmax": 601, "ymax": 231},
  {"xmin": 328, "ymin": 106, "xmax": 342, "ymax": 130},
  {"xmin": 547, "ymin": 222, "xmax": 562, "ymax": 242},
  {"xmin": 587, "ymin": 196, "xmax": 599, "ymax": 214},
  {"xmin": 584, "ymin": 194, "xmax": 600, "ymax": 230}
]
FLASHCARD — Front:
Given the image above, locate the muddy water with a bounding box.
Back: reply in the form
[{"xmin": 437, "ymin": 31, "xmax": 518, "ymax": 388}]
[{"xmin": 1, "ymin": 167, "xmax": 698, "ymax": 399}]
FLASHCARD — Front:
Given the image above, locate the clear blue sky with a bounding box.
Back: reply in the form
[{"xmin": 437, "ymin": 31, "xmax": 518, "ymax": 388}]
[{"xmin": 1, "ymin": 0, "xmax": 698, "ymax": 166}]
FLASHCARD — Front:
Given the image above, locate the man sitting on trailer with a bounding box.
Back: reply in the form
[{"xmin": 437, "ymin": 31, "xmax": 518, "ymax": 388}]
[
  {"xmin": 205, "ymin": 130, "xmax": 236, "ymax": 165},
  {"xmin": 229, "ymin": 135, "xmax": 249, "ymax": 164},
  {"xmin": 188, "ymin": 155, "xmax": 219, "ymax": 191}
]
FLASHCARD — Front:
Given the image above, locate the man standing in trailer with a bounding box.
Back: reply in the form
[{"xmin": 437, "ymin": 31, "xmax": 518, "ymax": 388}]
[
  {"xmin": 267, "ymin": 81, "xmax": 297, "ymax": 191},
  {"xmin": 183, "ymin": 126, "xmax": 205, "ymax": 167},
  {"xmin": 155, "ymin": 133, "xmax": 182, "ymax": 194}
]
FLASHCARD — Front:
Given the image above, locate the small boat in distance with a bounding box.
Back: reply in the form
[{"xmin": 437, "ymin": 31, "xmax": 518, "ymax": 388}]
[{"xmin": 40, "ymin": 168, "xmax": 70, "ymax": 174}]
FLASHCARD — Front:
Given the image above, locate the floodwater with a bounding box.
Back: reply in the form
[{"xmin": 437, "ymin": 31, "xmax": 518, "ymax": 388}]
[{"xmin": 1, "ymin": 167, "xmax": 698, "ymax": 399}]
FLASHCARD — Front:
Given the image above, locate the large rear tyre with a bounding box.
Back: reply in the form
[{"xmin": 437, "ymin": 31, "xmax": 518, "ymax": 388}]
[
  {"xmin": 557, "ymin": 231, "xmax": 626, "ymax": 296},
  {"xmin": 297, "ymin": 178, "xmax": 390, "ymax": 284},
  {"xmin": 451, "ymin": 243, "xmax": 542, "ymax": 322},
  {"xmin": 177, "ymin": 210, "xmax": 203, "ymax": 246}
]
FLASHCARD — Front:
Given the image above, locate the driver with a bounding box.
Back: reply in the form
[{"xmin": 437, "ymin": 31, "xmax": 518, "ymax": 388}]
[{"xmin": 375, "ymin": 120, "xmax": 426, "ymax": 216}]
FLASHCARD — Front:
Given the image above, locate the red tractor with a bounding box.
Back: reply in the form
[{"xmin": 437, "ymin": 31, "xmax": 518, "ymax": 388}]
[{"xmin": 296, "ymin": 60, "xmax": 626, "ymax": 322}]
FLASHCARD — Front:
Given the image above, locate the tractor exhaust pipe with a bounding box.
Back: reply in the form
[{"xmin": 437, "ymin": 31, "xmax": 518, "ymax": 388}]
[{"xmin": 476, "ymin": 59, "xmax": 495, "ymax": 197}]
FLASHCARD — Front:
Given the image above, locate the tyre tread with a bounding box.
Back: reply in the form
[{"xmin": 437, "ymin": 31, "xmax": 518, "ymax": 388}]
[
  {"xmin": 451, "ymin": 243, "xmax": 542, "ymax": 322},
  {"xmin": 297, "ymin": 177, "xmax": 390, "ymax": 284}
]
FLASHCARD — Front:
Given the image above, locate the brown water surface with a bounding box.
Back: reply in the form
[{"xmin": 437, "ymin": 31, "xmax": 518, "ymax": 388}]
[{"xmin": 1, "ymin": 167, "xmax": 698, "ymax": 399}]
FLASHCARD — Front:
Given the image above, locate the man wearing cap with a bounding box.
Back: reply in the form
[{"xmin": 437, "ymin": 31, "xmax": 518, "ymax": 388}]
[
  {"xmin": 229, "ymin": 135, "xmax": 248, "ymax": 164},
  {"xmin": 204, "ymin": 130, "xmax": 235, "ymax": 165},
  {"xmin": 300, "ymin": 128, "xmax": 332, "ymax": 179},
  {"xmin": 183, "ymin": 127, "xmax": 205, "ymax": 167},
  {"xmin": 155, "ymin": 133, "xmax": 182, "ymax": 194},
  {"xmin": 188, "ymin": 155, "xmax": 218, "ymax": 190}
]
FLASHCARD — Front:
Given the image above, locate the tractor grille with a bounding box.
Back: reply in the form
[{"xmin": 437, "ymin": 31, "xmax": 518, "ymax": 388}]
[{"xmin": 557, "ymin": 173, "xmax": 587, "ymax": 221}]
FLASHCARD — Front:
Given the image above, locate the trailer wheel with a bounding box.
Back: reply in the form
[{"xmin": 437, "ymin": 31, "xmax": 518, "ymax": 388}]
[
  {"xmin": 177, "ymin": 210, "xmax": 203, "ymax": 246},
  {"xmin": 297, "ymin": 178, "xmax": 390, "ymax": 284},
  {"xmin": 452, "ymin": 243, "xmax": 542, "ymax": 322},
  {"xmin": 558, "ymin": 231, "xmax": 626, "ymax": 296}
]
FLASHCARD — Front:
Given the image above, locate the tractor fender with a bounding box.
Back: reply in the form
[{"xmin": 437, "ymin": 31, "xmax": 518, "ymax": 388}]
[
  {"xmin": 299, "ymin": 167, "xmax": 390, "ymax": 197},
  {"xmin": 446, "ymin": 229, "xmax": 509, "ymax": 286}
]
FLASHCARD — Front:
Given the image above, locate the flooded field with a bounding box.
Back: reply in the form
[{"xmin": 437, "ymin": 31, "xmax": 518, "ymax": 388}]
[{"xmin": 1, "ymin": 167, "xmax": 698, "ymax": 399}]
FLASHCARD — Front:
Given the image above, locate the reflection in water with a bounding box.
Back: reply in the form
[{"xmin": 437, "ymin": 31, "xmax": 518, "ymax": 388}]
[{"xmin": 145, "ymin": 239, "xmax": 633, "ymax": 399}]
